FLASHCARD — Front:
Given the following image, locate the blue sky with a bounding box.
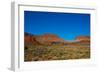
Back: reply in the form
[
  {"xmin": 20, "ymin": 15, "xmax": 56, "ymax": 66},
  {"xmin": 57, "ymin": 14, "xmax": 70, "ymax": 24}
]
[{"xmin": 24, "ymin": 11, "xmax": 90, "ymax": 40}]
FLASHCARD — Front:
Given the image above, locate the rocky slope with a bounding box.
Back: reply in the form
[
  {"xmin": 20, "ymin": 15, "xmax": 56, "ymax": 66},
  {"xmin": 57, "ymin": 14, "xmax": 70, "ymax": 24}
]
[
  {"xmin": 76, "ymin": 36, "xmax": 90, "ymax": 44},
  {"xmin": 24, "ymin": 32, "xmax": 90, "ymax": 45},
  {"xmin": 24, "ymin": 32, "xmax": 66, "ymax": 45}
]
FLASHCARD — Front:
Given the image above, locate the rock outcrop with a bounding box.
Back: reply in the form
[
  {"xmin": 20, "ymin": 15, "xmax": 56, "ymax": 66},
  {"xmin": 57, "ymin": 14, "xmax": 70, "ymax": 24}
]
[
  {"xmin": 24, "ymin": 33, "xmax": 65, "ymax": 45},
  {"xmin": 24, "ymin": 32, "xmax": 90, "ymax": 45},
  {"xmin": 76, "ymin": 36, "xmax": 90, "ymax": 44}
]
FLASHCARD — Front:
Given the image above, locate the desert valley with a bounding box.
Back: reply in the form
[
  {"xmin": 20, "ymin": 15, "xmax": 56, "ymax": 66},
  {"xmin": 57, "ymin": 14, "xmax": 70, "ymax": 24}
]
[{"xmin": 24, "ymin": 32, "xmax": 90, "ymax": 61}]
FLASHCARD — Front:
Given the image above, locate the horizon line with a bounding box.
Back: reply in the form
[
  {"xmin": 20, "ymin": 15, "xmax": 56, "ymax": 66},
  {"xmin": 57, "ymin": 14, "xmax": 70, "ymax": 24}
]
[{"xmin": 24, "ymin": 32, "xmax": 90, "ymax": 41}]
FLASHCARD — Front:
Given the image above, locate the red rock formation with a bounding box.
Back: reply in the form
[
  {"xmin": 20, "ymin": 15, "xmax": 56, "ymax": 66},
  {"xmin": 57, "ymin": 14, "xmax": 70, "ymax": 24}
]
[
  {"xmin": 24, "ymin": 33, "xmax": 41, "ymax": 45},
  {"xmin": 24, "ymin": 33, "xmax": 65, "ymax": 45},
  {"xmin": 35, "ymin": 34, "xmax": 65, "ymax": 44},
  {"xmin": 76, "ymin": 36, "xmax": 90, "ymax": 44},
  {"xmin": 76, "ymin": 36, "xmax": 90, "ymax": 41},
  {"xmin": 24, "ymin": 32, "xmax": 90, "ymax": 45}
]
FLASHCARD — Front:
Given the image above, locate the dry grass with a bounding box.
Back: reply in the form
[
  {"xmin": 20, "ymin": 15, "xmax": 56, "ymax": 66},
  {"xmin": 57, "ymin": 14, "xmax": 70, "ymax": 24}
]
[{"xmin": 24, "ymin": 44, "xmax": 90, "ymax": 61}]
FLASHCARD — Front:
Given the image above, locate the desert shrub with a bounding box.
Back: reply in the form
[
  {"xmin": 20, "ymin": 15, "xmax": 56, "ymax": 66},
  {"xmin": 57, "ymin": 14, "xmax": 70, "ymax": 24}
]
[
  {"xmin": 24, "ymin": 44, "xmax": 90, "ymax": 61},
  {"xmin": 24, "ymin": 49, "xmax": 33, "ymax": 61},
  {"xmin": 25, "ymin": 46, "xmax": 28, "ymax": 50},
  {"xmin": 33, "ymin": 47, "xmax": 47, "ymax": 56}
]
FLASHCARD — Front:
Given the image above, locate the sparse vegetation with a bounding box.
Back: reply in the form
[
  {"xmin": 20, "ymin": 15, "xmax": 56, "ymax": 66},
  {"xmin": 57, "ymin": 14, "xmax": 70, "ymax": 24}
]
[
  {"xmin": 24, "ymin": 33, "xmax": 90, "ymax": 61},
  {"xmin": 24, "ymin": 44, "xmax": 90, "ymax": 61}
]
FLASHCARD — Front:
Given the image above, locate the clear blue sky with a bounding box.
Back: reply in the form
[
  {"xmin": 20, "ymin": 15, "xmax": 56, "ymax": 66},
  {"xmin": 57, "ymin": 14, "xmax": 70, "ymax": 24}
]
[{"xmin": 24, "ymin": 11, "xmax": 90, "ymax": 40}]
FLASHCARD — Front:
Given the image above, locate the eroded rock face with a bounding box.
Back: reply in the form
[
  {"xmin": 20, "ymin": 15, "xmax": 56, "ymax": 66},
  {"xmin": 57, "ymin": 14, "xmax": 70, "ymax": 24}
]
[
  {"xmin": 24, "ymin": 32, "xmax": 90, "ymax": 45},
  {"xmin": 76, "ymin": 36, "xmax": 90, "ymax": 41},
  {"xmin": 35, "ymin": 34, "xmax": 65, "ymax": 45},
  {"xmin": 24, "ymin": 33, "xmax": 41, "ymax": 45},
  {"xmin": 24, "ymin": 33, "xmax": 65, "ymax": 45},
  {"xmin": 76, "ymin": 36, "xmax": 90, "ymax": 44}
]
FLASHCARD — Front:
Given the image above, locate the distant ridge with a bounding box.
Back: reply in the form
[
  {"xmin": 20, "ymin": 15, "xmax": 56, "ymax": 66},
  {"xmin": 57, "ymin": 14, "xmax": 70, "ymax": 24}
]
[
  {"xmin": 76, "ymin": 36, "xmax": 90, "ymax": 41},
  {"xmin": 24, "ymin": 32, "xmax": 90, "ymax": 45}
]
